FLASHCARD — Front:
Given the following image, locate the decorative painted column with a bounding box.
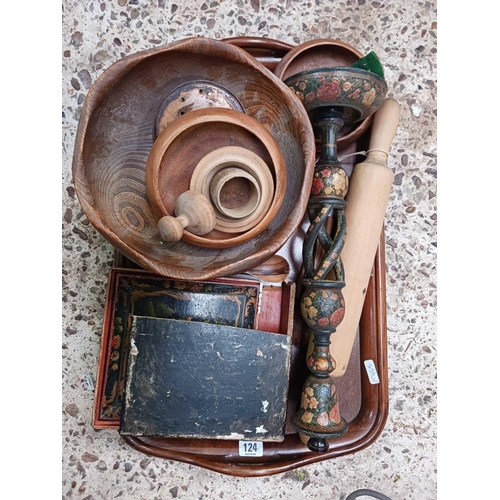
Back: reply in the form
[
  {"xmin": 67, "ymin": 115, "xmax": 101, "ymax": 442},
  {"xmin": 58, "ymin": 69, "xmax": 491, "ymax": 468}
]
[
  {"xmin": 284, "ymin": 66, "xmax": 387, "ymax": 452},
  {"xmin": 291, "ymin": 107, "xmax": 349, "ymax": 452}
]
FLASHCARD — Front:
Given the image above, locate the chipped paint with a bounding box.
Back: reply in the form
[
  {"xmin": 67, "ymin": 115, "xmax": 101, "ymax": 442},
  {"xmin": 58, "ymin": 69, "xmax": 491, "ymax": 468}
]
[{"xmin": 129, "ymin": 339, "xmax": 138, "ymax": 356}]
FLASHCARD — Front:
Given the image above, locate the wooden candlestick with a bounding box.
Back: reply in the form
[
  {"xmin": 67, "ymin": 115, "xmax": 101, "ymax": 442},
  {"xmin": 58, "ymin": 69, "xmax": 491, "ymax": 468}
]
[
  {"xmin": 290, "ymin": 107, "xmax": 349, "ymax": 453},
  {"xmin": 283, "ymin": 65, "xmax": 388, "ymax": 453}
]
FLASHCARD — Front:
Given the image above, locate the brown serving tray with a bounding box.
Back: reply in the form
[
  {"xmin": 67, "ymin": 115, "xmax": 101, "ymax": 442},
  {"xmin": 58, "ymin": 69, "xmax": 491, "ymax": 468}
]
[
  {"xmin": 114, "ymin": 239, "xmax": 387, "ymax": 476},
  {"xmin": 92, "ymin": 37, "xmax": 388, "ymax": 477}
]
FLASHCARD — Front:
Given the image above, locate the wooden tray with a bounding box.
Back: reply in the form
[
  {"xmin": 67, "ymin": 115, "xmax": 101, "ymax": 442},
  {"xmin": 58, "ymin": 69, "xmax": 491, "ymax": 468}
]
[
  {"xmin": 93, "ymin": 37, "xmax": 388, "ymax": 477},
  {"xmin": 115, "ymin": 239, "xmax": 387, "ymax": 476}
]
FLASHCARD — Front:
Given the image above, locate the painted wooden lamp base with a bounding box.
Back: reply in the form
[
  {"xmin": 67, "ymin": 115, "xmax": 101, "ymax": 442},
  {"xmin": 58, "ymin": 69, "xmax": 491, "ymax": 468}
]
[{"xmin": 284, "ymin": 64, "xmax": 387, "ymax": 452}]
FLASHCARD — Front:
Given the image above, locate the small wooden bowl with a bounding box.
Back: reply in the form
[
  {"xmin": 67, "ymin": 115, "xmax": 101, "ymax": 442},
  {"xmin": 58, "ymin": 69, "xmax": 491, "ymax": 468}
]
[
  {"xmin": 146, "ymin": 108, "xmax": 286, "ymax": 248},
  {"xmin": 72, "ymin": 37, "xmax": 315, "ymax": 280},
  {"xmin": 274, "ymin": 39, "xmax": 373, "ymax": 149},
  {"xmin": 209, "ymin": 166, "xmax": 262, "ymax": 220},
  {"xmin": 190, "ymin": 145, "xmax": 275, "ymax": 234}
]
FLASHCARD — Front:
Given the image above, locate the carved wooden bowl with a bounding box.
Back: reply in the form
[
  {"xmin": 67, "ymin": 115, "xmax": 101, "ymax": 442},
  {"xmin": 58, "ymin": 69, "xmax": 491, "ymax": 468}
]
[
  {"xmin": 274, "ymin": 39, "xmax": 373, "ymax": 149},
  {"xmin": 72, "ymin": 37, "xmax": 315, "ymax": 280},
  {"xmin": 145, "ymin": 108, "xmax": 286, "ymax": 248}
]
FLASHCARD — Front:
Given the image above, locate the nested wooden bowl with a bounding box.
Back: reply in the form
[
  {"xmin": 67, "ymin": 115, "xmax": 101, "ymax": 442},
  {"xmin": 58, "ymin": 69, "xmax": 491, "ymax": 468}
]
[
  {"xmin": 145, "ymin": 108, "xmax": 286, "ymax": 248},
  {"xmin": 190, "ymin": 145, "xmax": 275, "ymax": 234},
  {"xmin": 274, "ymin": 38, "xmax": 372, "ymax": 149},
  {"xmin": 72, "ymin": 37, "xmax": 315, "ymax": 280}
]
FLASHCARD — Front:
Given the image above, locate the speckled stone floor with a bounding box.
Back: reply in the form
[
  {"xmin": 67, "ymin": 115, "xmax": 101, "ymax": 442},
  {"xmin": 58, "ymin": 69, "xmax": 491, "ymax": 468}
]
[{"xmin": 62, "ymin": 1, "xmax": 437, "ymax": 499}]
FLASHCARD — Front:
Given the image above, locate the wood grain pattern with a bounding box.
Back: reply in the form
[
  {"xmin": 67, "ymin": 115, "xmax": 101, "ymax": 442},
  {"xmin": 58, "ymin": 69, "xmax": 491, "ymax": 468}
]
[
  {"xmin": 157, "ymin": 190, "xmax": 216, "ymax": 242},
  {"xmin": 247, "ymin": 255, "xmax": 290, "ymax": 283},
  {"xmin": 72, "ymin": 37, "xmax": 315, "ymax": 280}
]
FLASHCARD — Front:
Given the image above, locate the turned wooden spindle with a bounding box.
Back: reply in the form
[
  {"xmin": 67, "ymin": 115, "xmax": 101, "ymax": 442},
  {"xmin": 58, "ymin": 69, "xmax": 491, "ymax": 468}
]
[
  {"xmin": 282, "ymin": 63, "xmax": 388, "ymax": 453},
  {"xmin": 157, "ymin": 190, "xmax": 216, "ymax": 243},
  {"xmin": 290, "ymin": 107, "xmax": 349, "ymax": 453}
]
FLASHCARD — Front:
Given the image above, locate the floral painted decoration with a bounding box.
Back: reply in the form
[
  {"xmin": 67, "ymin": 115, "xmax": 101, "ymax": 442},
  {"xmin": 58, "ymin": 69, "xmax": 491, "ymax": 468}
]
[{"xmin": 286, "ymin": 67, "xmax": 386, "ymax": 120}]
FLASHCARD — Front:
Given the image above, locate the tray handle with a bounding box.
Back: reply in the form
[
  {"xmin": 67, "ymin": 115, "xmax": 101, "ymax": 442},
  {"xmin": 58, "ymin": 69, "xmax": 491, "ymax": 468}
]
[{"xmin": 223, "ymin": 36, "xmax": 294, "ymax": 54}]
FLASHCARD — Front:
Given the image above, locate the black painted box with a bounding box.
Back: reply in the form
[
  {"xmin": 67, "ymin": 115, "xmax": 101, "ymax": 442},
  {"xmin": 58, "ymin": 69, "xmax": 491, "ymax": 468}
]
[{"xmin": 119, "ymin": 316, "xmax": 292, "ymax": 441}]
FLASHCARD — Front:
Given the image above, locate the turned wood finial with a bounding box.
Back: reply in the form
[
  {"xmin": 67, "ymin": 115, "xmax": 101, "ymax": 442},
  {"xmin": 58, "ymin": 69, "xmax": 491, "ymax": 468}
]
[{"xmin": 157, "ymin": 190, "xmax": 216, "ymax": 243}]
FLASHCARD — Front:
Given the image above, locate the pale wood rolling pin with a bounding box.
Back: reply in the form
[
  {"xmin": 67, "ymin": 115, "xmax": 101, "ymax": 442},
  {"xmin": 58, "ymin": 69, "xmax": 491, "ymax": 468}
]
[{"xmin": 306, "ymin": 97, "xmax": 401, "ymax": 377}]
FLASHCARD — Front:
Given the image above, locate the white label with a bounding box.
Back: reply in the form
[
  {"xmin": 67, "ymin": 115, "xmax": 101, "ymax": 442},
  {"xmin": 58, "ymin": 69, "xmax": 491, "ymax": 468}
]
[
  {"xmin": 364, "ymin": 359, "xmax": 380, "ymax": 384},
  {"xmin": 239, "ymin": 441, "xmax": 263, "ymax": 457},
  {"xmin": 83, "ymin": 373, "xmax": 95, "ymax": 391}
]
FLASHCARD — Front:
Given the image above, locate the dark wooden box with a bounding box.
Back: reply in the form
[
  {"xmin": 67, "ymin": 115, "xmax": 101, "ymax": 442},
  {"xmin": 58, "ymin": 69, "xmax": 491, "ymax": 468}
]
[
  {"xmin": 120, "ymin": 316, "xmax": 293, "ymax": 441},
  {"xmin": 93, "ymin": 269, "xmax": 295, "ymax": 429}
]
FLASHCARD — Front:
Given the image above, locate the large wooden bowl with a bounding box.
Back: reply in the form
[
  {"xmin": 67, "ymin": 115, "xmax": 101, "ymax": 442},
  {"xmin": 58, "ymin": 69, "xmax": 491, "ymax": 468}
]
[{"xmin": 72, "ymin": 37, "xmax": 315, "ymax": 280}]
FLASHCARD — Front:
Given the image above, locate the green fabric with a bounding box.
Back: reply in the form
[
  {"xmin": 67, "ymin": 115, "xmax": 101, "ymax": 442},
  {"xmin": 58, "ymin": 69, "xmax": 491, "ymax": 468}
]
[{"xmin": 351, "ymin": 51, "xmax": 384, "ymax": 78}]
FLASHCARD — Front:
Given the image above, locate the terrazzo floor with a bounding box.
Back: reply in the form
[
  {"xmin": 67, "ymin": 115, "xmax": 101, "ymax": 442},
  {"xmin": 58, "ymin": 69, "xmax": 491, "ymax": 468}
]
[{"xmin": 62, "ymin": 1, "xmax": 437, "ymax": 499}]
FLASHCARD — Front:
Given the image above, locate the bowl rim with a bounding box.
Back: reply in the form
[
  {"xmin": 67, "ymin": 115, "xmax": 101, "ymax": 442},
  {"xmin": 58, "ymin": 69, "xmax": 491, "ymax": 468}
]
[
  {"xmin": 283, "ymin": 65, "xmax": 387, "ymax": 87},
  {"xmin": 274, "ymin": 38, "xmax": 364, "ymax": 80},
  {"xmin": 284, "ymin": 66, "xmax": 388, "ymax": 122}
]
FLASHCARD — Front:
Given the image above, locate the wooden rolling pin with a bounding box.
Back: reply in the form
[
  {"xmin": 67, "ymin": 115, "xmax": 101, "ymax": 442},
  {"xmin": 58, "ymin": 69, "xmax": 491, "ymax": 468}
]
[{"xmin": 307, "ymin": 97, "xmax": 401, "ymax": 377}]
